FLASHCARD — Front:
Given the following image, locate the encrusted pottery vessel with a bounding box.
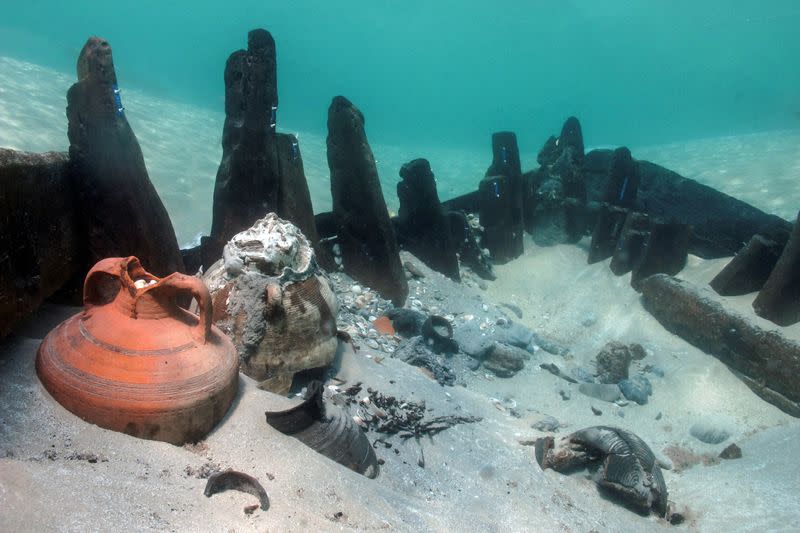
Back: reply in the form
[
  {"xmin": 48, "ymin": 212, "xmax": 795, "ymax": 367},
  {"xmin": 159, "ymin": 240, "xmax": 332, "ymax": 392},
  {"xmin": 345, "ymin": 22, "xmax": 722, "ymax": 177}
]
[
  {"xmin": 36, "ymin": 256, "xmax": 239, "ymax": 445},
  {"xmin": 203, "ymin": 214, "xmax": 338, "ymax": 394}
]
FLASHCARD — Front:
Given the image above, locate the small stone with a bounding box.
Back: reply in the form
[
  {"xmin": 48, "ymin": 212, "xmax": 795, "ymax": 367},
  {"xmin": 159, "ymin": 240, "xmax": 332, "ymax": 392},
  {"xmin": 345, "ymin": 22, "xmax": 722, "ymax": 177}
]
[
  {"xmin": 719, "ymin": 443, "xmax": 742, "ymax": 459},
  {"xmin": 351, "ymin": 285, "xmax": 362, "ymax": 294},
  {"xmin": 578, "ymin": 382, "xmax": 621, "ymax": 402},
  {"xmin": 531, "ymin": 415, "xmax": 560, "ymax": 432},
  {"xmin": 644, "ymin": 364, "xmax": 665, "ymax": 377},
  {"xmin": 629, "ymin": 343, "xmax": 647, "ymax": 360},
  {"xmin": 655, "ymin": 412, "xmax": 662, "ymax": 420},
  {"xmin": 365, "ymin": 339, "xmax": 379, "ymax": 350},
  {"xmin": 591, "ymin": 406, "xmax": 602, "ymax": 416},
  {"xmin": 483, "ymin": 342, "xmax": 526, "ymax": 378},
  {"xmin": 559, "ymin": 389, "xmax": 571, "ymax": 401},
  {"xmin": 570, "ymin": 367, "xmax": 595, "ymax": 383},
  {"xmin": 690, "ymin": 422, "xmax": 731, "ymax": 445},
  {"xmin": 619, "ymin": 375, "xmax": 652, "ymax": 405}
]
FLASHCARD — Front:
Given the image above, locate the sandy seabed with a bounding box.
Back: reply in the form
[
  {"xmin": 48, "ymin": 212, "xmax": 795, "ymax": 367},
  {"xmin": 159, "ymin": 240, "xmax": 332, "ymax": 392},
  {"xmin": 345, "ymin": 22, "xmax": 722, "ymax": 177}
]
[
  {"xmin": 2, "ymin": 237, "xmax": 800, "ymax": 532},
  {"xmin": 2, "ymin": 56, "xmax": 800, "ymax": 532}
]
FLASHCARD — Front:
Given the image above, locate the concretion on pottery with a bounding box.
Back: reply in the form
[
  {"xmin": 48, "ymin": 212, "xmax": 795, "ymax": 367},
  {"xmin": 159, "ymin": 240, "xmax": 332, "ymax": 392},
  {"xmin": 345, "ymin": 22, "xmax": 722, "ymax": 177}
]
[
  {"xmin": 36, "ymin": 256, "xmax": 239, "ymax": 445},
  {"xmin": 204, "ymin": 214, "xmax": 338, "ymax": 394},
  {"xmin": 536, "ymin": 425, "xmax": 668, "ymax": 516}
]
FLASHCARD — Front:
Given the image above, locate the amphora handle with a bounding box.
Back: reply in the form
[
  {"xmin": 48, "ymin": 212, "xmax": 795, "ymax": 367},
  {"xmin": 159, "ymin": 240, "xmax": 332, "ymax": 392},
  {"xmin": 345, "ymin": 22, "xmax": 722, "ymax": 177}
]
[{"xmin": 83, "ymin": 256, "xmax": 213, "ymax": 344}]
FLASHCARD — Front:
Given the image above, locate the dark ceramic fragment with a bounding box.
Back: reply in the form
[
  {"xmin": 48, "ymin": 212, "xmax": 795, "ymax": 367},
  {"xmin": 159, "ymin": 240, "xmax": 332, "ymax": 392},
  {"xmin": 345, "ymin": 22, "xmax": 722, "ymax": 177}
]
[
  {"xmin": 265, "ymin": 381, "xmax": 379, "ymax": 478},
  {"xmin": 204, "ymin": 469, "xmax": 270, "ymax": 511},
  {"xmin": 536, "ymin": 426, "xmax": 668, "ymax": 516}
]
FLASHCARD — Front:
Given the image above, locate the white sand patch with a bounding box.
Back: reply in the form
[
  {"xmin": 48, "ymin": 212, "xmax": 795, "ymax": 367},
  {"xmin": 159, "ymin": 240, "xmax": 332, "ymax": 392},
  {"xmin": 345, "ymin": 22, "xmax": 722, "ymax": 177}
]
[{"xmin": 480, "ymin": 235, "xmax": 800, "ymax": 528}]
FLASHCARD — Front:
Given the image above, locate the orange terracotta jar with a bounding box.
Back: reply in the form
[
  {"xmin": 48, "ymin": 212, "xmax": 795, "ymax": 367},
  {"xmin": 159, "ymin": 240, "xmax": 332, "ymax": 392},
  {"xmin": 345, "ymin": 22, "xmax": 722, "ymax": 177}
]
[{"xmin": 36, "ymin": 256, "xmax": 239, "ymax": 445}]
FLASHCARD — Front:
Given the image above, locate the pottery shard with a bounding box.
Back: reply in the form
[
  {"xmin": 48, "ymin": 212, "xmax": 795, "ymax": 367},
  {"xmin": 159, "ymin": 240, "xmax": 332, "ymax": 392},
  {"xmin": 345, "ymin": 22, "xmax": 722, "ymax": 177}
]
[
  {"xmin": 0, "ymin": 149, "xmax": 79, "ymax": 338},
  {"xmin": 327, "ymin": 95, "xmax": 408, "ymax": 305},
  {"xmin": 66, "ymin": 37, "xmax": 183, "ymax": 277},
  {"xmin": 641, "ymin": 274, "xmax": 800, "ymax": 417},
  {"xmin": 204, "ymin": 214, "xmax": 338, "ymax": 395}
]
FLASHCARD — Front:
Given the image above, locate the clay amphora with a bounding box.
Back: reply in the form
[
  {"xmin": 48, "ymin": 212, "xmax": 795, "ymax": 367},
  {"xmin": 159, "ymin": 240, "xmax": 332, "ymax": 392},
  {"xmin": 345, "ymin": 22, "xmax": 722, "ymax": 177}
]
[{"xmin": 36, "ymin": 256, "xmax": 239, "ymax": 444}]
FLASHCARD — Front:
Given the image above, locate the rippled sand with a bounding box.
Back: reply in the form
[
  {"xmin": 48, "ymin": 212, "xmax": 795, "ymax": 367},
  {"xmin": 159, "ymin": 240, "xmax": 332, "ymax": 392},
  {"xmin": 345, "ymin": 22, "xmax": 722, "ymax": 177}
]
[{"xmin": 1, "ymin": 55, "xmax": 798, "ymax": 246}]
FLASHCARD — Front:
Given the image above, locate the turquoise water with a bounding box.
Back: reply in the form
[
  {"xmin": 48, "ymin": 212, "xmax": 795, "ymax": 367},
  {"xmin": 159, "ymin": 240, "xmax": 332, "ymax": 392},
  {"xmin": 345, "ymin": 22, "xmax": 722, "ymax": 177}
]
[
  {"xmin": 4, "ymin": 6, "xmax": 800, "ymax": 530},
  {"xmin": 2, "ymin": 2, "xmax": 800, "ymax": 244},
  {"xmin": 3, "ymin": 1, "xmax": 799, "ymax": 149}
]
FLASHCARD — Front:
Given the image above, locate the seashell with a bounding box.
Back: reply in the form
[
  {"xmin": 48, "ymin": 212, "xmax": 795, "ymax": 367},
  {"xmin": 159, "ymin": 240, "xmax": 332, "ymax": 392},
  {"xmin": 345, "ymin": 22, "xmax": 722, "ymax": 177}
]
[
  {"xmin": 369, "ymin": 406, "xmax": 387, "ymax": 419},
  {"xmin": 204, "ymin": 214, "xmax": 339, "ymax": 395},
  {"xmin": 265, "ymin": 381, "xmax": 379, "ymax": 478},
  {"xmin": 535, "ymin": 426, "xmax": 668, "ymax": 516}
]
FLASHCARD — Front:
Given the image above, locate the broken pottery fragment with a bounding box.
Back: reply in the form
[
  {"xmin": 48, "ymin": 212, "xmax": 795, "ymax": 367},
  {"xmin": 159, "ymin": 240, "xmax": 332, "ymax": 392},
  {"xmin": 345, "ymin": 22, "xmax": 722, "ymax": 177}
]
[
  {"xmin": 204, "ymin": 469, "xmax": 270, "ymax": 511},
  {"xmin": 265, "ymin": 381, "xmax": 379, "ymax": 478},
  {"xmin": 535, "ymin": 426, "xmax": 668, "ymax": 516},
  {"xmin": 204, "ymin": 214, "xmax": 338, "ymax": 394}
]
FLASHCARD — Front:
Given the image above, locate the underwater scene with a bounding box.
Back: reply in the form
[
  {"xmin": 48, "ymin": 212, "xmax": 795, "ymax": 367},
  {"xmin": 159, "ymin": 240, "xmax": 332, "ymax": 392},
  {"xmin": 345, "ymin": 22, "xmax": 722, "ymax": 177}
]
[{"xmin": 1, "ymin": 1, "xmax": 800, "ymax": 531}]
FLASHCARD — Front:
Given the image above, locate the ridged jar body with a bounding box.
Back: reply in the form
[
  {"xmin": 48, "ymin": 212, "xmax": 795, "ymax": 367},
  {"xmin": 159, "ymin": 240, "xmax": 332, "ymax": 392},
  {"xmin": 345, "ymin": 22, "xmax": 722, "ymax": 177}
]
[
  {"xmin": 36, "ymin": 256, "xmax": 239, "ymax": 445},
  {"xmin": 203, "ymin": 214, "xmax": 338, "ymax": 394}
]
